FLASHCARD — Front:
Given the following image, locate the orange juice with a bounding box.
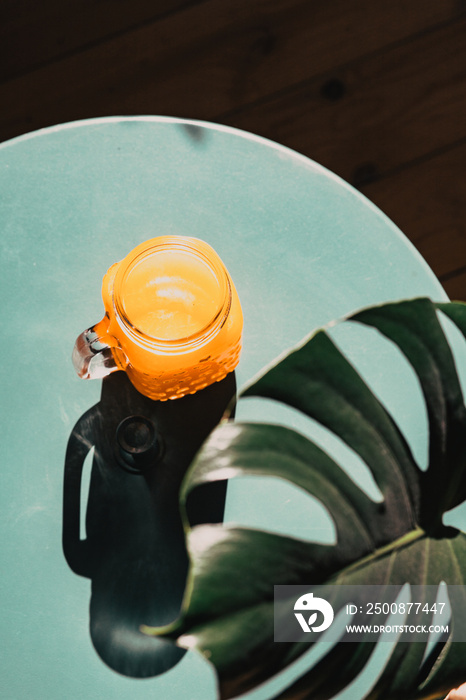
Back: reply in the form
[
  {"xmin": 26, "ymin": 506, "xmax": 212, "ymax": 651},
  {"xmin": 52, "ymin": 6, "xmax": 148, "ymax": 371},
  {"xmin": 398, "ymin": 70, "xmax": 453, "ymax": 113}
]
[
  {"xmin": 119, "ymin": 249, "xmax": 223, "ymax": 341},
  {"xmin": 91, "ymin": 236, "xmax": 243, "ymax": 400}
]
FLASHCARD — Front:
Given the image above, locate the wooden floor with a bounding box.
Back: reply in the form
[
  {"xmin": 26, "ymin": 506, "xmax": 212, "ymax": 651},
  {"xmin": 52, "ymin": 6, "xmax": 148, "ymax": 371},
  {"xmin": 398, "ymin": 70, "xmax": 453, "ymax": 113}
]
[{"xmin": 2, "ymin": 0, "xmax": 466, "ymax": 299}]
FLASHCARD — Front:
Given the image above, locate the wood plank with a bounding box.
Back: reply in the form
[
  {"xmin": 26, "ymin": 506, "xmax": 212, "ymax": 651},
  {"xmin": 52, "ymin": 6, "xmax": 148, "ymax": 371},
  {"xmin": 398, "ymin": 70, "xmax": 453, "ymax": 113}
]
[
  {"xmin": 226, "ymin": 16, "xmax": 466, "ymax": 184},
  {"xmin": 441, "ymin": 269, "xmax": 466, "ymax": 302},
  {"xmin": 0, "ymin": 0, "xmax": 464, "ymax": 144},
  {"xmin": 0, "ymin": 0, "xmax": 196, "ymax": 82},
  {"xmin": 360, "ymin": 141, "xmax": 466, "ymax": 283}
]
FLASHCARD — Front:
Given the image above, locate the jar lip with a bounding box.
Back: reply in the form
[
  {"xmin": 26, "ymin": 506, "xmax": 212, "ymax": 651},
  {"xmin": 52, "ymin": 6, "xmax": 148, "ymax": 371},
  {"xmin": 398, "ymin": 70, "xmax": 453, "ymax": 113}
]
[{"xmin": 112, "ymin": 237, "xmax": 232, "ymax": 351}]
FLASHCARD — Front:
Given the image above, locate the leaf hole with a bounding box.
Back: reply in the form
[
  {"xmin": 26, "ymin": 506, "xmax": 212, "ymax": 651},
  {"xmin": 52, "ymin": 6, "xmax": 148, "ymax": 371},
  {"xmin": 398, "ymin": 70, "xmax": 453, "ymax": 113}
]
[
  {"xmin": 419, "ymin": 582, "xmax": 451, "ymax": 677},
  {"xmin": 443, "ymin": 500, "xmax": 466, "ymax": 533},
  {"xmin": 237, "ymin": 397, "xmax": 384, "ymax": 503},
  {"xmin": 223, "ymin": 475, "xmax": 336, "ymax": 545},
  {"xmin": 437, "ymin": 310, "xmax": 466, "ymax": 402},
  {"xmin": 80, "ymin": 446, "xmax": 94, "ymax": 541},
  {"xmin": 232, "ymin": 606, "xmax": 349, "ymax": 700},
  {"xmin": 332, "ymin": 587, "xmax": 410, "ymax": 700},
  {"xmin": 328, "ymin": 321, "xmax": 429, "ymax": 472}
]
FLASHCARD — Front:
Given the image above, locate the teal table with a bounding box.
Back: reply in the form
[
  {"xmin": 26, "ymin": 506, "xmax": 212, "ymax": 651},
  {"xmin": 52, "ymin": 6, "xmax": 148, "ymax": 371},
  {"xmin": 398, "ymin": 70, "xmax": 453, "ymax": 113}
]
[{"xmin": 0, "ymin": 117, "xmax": 458, "ymax": 699}]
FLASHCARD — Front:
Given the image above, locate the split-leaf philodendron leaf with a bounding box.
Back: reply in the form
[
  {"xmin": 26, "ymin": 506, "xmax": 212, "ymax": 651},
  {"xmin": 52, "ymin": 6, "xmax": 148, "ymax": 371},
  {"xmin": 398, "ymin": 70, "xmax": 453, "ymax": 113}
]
[{"xmin": 144, "ymin": 298, "xmax": 466, "ymax": 700}]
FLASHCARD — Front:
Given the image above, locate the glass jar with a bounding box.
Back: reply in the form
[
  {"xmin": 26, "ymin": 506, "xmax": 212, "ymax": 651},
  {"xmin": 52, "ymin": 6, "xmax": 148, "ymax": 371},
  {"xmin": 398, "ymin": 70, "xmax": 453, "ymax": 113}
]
[{"xmin": 73, "ymin": 236, "xmax": 243, "ymax": 400}]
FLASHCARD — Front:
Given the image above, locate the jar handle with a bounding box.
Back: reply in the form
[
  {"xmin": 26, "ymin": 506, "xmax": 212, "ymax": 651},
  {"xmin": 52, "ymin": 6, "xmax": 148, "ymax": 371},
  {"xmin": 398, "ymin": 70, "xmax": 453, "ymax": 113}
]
[{"xmin": 72, "ymin": 317, "xmax": 127, "ymax": 380}]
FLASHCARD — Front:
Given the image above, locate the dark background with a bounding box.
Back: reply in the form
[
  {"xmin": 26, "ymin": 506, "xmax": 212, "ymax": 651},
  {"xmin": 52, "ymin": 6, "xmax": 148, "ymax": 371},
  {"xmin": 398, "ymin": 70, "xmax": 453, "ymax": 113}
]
[{"xmin": 2, "ymin": 0, "xmax": 466, "ymax": 298}]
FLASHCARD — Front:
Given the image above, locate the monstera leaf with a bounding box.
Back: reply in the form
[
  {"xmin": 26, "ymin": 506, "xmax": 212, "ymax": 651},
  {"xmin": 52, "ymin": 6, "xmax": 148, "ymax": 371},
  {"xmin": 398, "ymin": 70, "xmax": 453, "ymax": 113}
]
[{"xmin": 145, "ymin": 298, "xmax": 466, "ymax": 700}]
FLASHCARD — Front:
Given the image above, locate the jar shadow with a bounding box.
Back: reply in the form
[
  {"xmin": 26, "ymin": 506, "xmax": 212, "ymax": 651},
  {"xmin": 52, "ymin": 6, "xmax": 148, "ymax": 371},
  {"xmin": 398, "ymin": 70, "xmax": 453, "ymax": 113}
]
[{"xmin": 62, "ymin": 370, "xmax": 234, "ymax": 677}]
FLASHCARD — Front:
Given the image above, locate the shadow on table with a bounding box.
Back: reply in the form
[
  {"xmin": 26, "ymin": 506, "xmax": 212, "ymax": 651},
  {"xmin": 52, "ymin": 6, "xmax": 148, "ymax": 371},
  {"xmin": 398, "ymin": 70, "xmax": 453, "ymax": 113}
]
[{"xmin": 62, "ymin": 371, "xmax": 234, "ymax": 678}]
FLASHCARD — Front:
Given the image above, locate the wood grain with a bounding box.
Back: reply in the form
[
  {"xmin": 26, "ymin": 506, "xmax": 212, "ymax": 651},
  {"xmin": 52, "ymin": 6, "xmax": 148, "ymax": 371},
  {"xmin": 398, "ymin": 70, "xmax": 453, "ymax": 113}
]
[
  {"xmin": 226, "ymin": 16, "xmax": 466, "ymax": 184},
  {"xmin": 1, "ymin": 0, "xmax": 465, "ymax": 287},
  {"xmin": 441, "ymin": 269, "xmax": 466, "ymax": 301},
  {"xmin": 361, "ymin": 140, "xmax": 466, "ymax": 291},
  {"xmin": 0, "ymin": 0, "xmax": 464, "ymax": 143},
  {"xmin": 0, "ymin": 0, "xmax": 196, "ymax": 81}
]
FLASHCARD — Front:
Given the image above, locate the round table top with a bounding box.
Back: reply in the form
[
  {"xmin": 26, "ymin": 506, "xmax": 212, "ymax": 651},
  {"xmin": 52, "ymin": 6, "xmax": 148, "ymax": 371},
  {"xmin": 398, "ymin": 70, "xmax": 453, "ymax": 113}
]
[{"xmin": 0, "ymin": 117, "xmax": 452, "ymax": 700}]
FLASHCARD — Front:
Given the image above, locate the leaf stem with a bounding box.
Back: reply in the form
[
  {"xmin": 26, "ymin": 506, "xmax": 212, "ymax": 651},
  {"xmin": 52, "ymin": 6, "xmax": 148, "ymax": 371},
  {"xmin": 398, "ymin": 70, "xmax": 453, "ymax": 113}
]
[{"xmin": 334, "ymin": 527, "xmax": 426, "ymax": 580}]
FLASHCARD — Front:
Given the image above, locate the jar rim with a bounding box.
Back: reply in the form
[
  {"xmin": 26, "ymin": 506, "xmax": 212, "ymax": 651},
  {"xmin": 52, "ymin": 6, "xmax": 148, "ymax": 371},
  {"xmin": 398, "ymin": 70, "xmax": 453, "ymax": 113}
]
[{"xmin": 112, "ymin": 237, "xmax": 232, "ymax": 352}]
